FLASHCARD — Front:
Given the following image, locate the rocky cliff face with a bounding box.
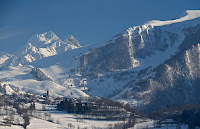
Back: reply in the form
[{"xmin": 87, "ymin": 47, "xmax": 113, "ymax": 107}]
[
  {"xmin": 30, "ymin": 67, "xmax": 53, "ymax": 81},
  {"xmin": 80, "ymin": 33, "xmax": 139, "ymax": 73}
]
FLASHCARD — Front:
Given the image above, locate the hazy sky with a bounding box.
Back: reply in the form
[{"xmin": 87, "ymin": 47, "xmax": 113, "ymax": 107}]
[{"xmin": 0, "ymin": 0, "xmax": 200, "ymax": 53}]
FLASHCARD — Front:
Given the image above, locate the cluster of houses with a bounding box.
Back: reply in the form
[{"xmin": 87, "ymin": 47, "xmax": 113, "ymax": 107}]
[{"xmin": 57, "ymin": 97, "xmax": 91, "ymax": 114}]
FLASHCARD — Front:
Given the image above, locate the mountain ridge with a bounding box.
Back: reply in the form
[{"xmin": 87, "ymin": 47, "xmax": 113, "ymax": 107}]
[{"xmin": 1, "ymin": 31, "xmax": 81, "ymax": 67}]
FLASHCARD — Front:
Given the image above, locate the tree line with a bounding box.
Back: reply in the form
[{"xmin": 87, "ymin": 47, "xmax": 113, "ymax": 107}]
[
  {"xmin": 57, "ymin": 97, "xmax": 138, "ymax": 128},
  {"xmin": 149, "ymin": 104, "xmax": 200, "ymax": 127}
]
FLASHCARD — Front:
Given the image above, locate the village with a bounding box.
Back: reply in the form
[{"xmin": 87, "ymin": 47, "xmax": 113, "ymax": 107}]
[{"xmin": 0, "ymin": 88, "xmax": 139, "ymax": 129}]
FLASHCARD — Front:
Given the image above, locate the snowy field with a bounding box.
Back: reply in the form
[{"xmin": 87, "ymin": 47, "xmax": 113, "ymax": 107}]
[
  {"xmin": 1, "ymin": 103, "xmax": 199, "ymax": 129},
  {"xmin": 0, "ymin": 103, "xmax": 125, "ymax": 129}
]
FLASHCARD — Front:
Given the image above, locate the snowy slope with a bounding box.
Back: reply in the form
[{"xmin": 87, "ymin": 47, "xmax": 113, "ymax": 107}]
[
  {"xmin": 29, "ymin": 44, "xmax": 131, "ymax": 97},
  {"xmin": 0, "ymin": 65, "xmax": 89, "ymax": 98}
]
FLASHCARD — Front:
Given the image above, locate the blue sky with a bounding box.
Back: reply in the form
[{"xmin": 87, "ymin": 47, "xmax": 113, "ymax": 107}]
[{"xmin": 0, "ymin": 0, "xmax": 200, "ymax": 53}]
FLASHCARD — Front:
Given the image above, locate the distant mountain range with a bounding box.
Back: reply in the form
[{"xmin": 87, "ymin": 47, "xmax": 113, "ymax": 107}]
[
  {"xmin": 1, "ymin": 31, "xmax": 81, "ymax": 67},
  {"xmin": 0, "ymin": 10, "xmax": 200, "ymax": 112}
]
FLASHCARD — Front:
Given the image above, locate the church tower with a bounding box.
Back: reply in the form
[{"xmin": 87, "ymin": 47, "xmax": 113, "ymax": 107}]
[{"xmin": 45, "ymin": 89, "xmax": 50, "ymax": 104}]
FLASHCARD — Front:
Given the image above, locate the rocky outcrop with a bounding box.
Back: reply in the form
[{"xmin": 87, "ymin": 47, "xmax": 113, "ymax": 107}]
[{"xmin": 30, "ymin": 67, "xmax": 53, "ymax": 81}]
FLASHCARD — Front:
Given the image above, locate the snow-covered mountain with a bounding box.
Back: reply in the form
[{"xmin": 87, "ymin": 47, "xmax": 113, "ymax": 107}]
[
  {"xmin": 143, "ymin": 43, "xmax": 200, "ymax": 112},
  {"xmin": 0, "ymin": 10, "xmax": 200, "ymax": 112},
  {"xmin": 0, "ymin": 31, "xmax": 86, "ymax": 98},
  {"xmin": 64, "ymin": 35, "xmax": 81, "ymax": 48},
  {"xmin": 80, "ymin": 10, "xmax": 200, "ymax": 74},
  {"xmin": 67, "ymin": 10, "xmax": 200, "ymax": 110},
  {"xmin": 4, "ymin": 31, "xmax": 81, "ymax": 66},
  {"xmin": 0, "ymin": 52, "xmax": 12, "ymax": 65}
]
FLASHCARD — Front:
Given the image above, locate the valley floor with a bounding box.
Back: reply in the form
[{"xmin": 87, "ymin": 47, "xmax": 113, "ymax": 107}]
[
  {"xmin": 1, "ymin": 103, "xmax": 200, "ymax": 129},
  {"xmin": 0, "ymin": 103, "xmax": 126, "ymax": 129}
]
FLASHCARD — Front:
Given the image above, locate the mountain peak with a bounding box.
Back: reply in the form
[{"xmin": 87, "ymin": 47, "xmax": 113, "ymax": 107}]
[
  {"xmin": 26, "ymin": 31, "xmax": 61, "ymax": 48},
  {"xmin": 40, "ymin": 31, "xmax": 59, "ymax": 41},
  {"xmin": 65, "ymin": 35, "xmax": 81, "ymax": 48},
  {"xmin": 67, "ymin": 35, "xmax": 75, "ymax": 40},
  {"xmin": 6, "ymin": 31, "xmax": 82, "ymax": 66}
]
